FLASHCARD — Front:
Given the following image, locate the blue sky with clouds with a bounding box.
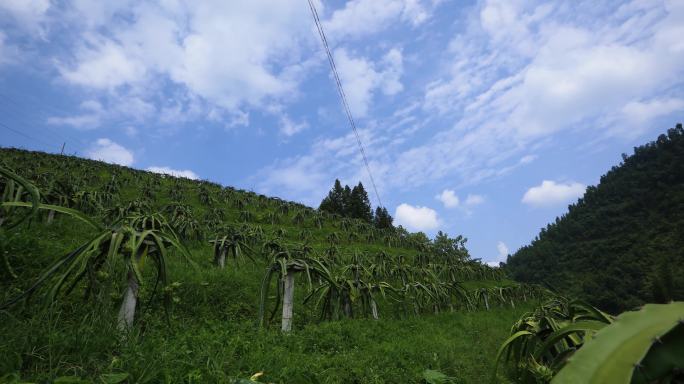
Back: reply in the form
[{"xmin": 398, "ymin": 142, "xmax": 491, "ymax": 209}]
[{"xmin": 1, "ymin": 0, "xmax": 683, "ymax": 264}]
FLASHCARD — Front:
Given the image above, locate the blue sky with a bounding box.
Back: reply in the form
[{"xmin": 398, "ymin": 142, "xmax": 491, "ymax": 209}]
[{"xmin": 1, "ymin": 0, "xmax": 683, "ymax": 264}]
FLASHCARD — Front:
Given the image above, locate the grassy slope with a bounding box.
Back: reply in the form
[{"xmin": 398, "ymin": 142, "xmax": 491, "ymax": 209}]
[{"xmin": 0, "ymin": 148, "xmax": 528, "ymax": 383}]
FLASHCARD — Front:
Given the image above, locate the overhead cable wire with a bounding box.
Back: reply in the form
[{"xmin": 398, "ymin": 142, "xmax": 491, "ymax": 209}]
[
  {"xmin": 0, "ymin": 121, "xmax": 56, "ymax": 149},
  {"xmin": 307, "ymin": 0, "xmax": 384, "ymax": 208},
  {"xmin": 0, "ymin": 92, "xmax": 91, "ymax": 151}
]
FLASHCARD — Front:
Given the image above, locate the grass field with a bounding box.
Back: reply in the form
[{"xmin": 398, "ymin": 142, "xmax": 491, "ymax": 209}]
[{"xmin": 0, "ymin": 148, "xmax": 536, "ymax": 383}]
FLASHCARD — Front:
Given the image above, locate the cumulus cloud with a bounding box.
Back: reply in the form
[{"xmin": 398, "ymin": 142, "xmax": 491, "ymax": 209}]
[
  {"xmin": 436, "ymin": 189, "xmax": 459, "ymax": 208},
  {"xmin": 334, "ymin": 48, "xmax": 403, "ymax": 117},
  {"xmin": 497, "ymin": 241, "xmax": 509, "ymax": 258},
  {"xmin": 487, "ymin": 241, "xmax": 509, "ymax": 267},
  {"xmin": 146, "ymin": 166, "xmax": 199, "ymax": 180},
  {"xmin": 56, "ymin": 1, "xmax": 315, "ymax": 112},
  {"xmin": 59, "ymin": 39, "xmax": 147, "ymax": 89},
  {"xmin": 12, "ymin": 0, "xmax": 438, "ymax": 133},
  {"xmin": 436, "ymin": 190, "xmax": 484, "ymax": 210},
  {"xmin": 394, "ymin": 203, "xmax": 440, "ymax": 231},
  {"xmin": 522, "ymin": 180, "xmax": 586, "ymax": 207},
  {"xmin": 86, "ymin": 138, "xmax": 134, "ymax": 166}
]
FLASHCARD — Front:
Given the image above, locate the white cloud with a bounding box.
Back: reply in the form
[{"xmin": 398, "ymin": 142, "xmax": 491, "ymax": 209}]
[
  {"xmin": 507, "ymin": 28, "xmax": 672, "ymax": 139},
  {"xmin": 334, "ymin": 48, "xmax": 403, "ymax": 117},
  {"xmin": 436, "ymin": 190, "xmax": 484, "ymax": 210},
  {"xmin": 465, "ymin": 194, "xmax": 484, "ymax": 206},
  {"xmin": 522, "ymin": 180, "xmax": 586, "ymax": 207},
  {"xmin": 86, "ymin": 138, "xmax": 134, "ymax": 166},
  {"xmin": 60, "ymin": 39, "xmax": 147, "ymax": 89},
  {"xmin": 324, "ymin": 0, "xmax": 436, "ymax": 40},
  {"xmin": 47, "ymin": 100, "xmax": 103, "ymax": 129},
  {"xmin": 279, "ymin": 115, "xmax": 308, "ymax": 137},
  {"xmin": 620, "ymin": 98, "xmax": 684, "ymax": 125},
  {"xmin": 112, "ymin": 96, "xmax": 156, "ymax": 122},
  {"xmin": 146, "ymin": 166, "xmax": 199, "ymax": 180},
  {"xmin": 46, "ymin": 114, "xmax": 100, "ymax": 129},
  {"xmin": 57, "ymin": 1, "xmax": 316, "ymax": 113},
  {"xmin": 0, "ymin": 0, "xmax": 51, "ymax": 34},
  {"xmin": 242, "ymin": 0, "xmax": 682, "ymax": 211},
  {"xmin": 255, "ymin": 155, "xmax": 331, "ymax": 206},
  {"xmin": 379, "ymin": 0, "xmax": 684, "ymax": 190},
  {"xmin": 47, "ymin": 95, "xmax": 155, "ymax": 130},
  {"xmin": 436, "ymin": 189, "xmax": 459, "ymax": 208},
  {"xmin": 67, "ymin": 1, "xmax": 139, "ymax": 28},
  {"xmin": 394, "ymin": 203, "xmax": 440, "ymax": 231},
  {"xmin": 497, "ymin": 241, "xmax": 509, "ymax": 258},
  {"xmin": 487, "ymin": 240, "xmax": 509, "ymax": 267},
  {"xmin": 253, "ymin": 125, "xmax": 392, "ymax": 206}
]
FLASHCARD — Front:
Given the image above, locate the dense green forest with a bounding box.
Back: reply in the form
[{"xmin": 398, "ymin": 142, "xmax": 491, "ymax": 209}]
[
  {"xmin": 505, "ymin": 123, "xmax": 684, "ymax": 313},
  {"xmin": 0, "ymin": 147, "xmax": 538, "ymax": 383}
]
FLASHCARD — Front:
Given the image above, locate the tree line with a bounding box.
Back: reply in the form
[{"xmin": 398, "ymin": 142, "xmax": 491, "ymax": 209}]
[{"xmin": 319, "ymin": 179, "xmax": 393, "ymax": 229}]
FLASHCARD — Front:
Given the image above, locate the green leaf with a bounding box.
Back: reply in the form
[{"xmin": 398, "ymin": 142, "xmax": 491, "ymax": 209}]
[
  {"xmin": 422, "ymin": 369, "xmax": 455, "ymax": 384},
  {"xmin": 533, "ymin": 320, "xmax": 608, "ymax": 361},
  {"xmin": 1, "ymin": 202, "xmax": 101, "ymax": 230},
  {"xmin": 0, "ymin": 166, "xmax": 40, "ymax": 229},
  {"xmin": 492, "ymin": 330, "xmax": 534, "ymax": 380},
  {"xmin": 553, "ymin": 302, "xmax": 684, "ymax": 384},
  {"xmin": 99, "ymin": 373, "xmax": 129, "ymax": 384}
]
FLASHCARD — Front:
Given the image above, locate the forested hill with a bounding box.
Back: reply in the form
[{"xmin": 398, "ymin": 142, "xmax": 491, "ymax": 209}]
[{"xmin": 505, "ymin": 123, "xmax": 684, "ymax": 313}]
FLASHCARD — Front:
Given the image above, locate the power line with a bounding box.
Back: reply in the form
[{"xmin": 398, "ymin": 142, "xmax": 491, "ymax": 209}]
[
  {"xmin": 307, "ymin": 0, "xmax": 384, "ymax": 208},
  {"xmin": 0, "ymin": 121, "xmax": 56, "ymax": 149},
  {"xmin": 0, "ymin": 92, "xmax": 91, "ymax": 150}
]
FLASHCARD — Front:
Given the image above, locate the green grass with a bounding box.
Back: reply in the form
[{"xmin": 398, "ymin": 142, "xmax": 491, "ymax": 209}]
[
  {"xmin": 1, "ymin": 300, "xmax": 529, "ymax": 383},
  {"xmin": 0, "ymin": 148, "xmax": 532, "ymax": 383},
  {"xmin": 0, "ymin": 217, "xmax": 531, "ymax": 383}
]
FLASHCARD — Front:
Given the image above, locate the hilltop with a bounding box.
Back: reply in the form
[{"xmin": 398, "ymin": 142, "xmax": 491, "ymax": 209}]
[{"xmin": 505, "ymin": 124, "xmax": 684, "ymax": 313}]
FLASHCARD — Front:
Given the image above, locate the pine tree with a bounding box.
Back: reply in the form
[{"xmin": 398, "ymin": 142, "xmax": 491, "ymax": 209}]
[
  {"xmin": 319, "ymin": 179, "xmax": 345, "ymax": 215},
  {"xmin": 349, "ymin": 183, "xmax": 373, "ymax": 223},
  {"xmin": 342, "ymin": 185, "xmax": 352, "ymax": 216},
  {"xmin": 374, "ymin": 206, "xmax": 393, "ymax": 229},
  {"xmin": 319, "ymin": 180, "xmax": 374, "ymax": 223}
]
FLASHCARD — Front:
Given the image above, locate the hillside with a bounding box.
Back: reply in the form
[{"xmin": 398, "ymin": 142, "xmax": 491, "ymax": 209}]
[
  {"xmin": 0, "ymin": 147, "xmax": 536, "ymax": 383},
  {"xmin": 505, "ymin": 123, "xmax": 684, "ymax": 313}
]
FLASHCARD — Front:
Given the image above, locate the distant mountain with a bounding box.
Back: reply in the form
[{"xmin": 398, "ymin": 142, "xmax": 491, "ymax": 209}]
[{"xmin": 505, "ymin": 123, "xmax": 684, "ymax": 313}]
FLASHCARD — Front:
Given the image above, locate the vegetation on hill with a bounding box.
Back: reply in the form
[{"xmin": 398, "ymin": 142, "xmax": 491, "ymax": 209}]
[
  {"xmin": 0, "ymin": 147, "xmax": 539, "ymax": 383},
  {"xmin": 505, "ymin": 124, "xmax": 684, "ymax": 313}
]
